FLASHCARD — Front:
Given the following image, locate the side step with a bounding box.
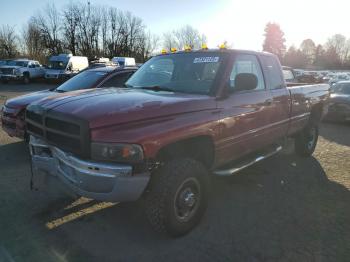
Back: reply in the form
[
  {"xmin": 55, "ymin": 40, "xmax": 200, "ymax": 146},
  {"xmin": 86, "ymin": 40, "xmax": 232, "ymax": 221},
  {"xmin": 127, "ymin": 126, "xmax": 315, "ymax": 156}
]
[{"xmin": 213, "ymin": 145, "xmax": 282, "ymax": 176}]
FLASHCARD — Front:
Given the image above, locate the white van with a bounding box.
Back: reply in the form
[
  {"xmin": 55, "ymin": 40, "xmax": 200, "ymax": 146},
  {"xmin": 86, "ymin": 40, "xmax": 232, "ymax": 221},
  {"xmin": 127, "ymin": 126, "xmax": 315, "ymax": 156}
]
[
  {"xmin": 45, "ymin": 54, "xmax": 89, "ymax": 80},
  {"xmin": 111, "ymin": 57, "xmax": 136, "ymax": 67}
]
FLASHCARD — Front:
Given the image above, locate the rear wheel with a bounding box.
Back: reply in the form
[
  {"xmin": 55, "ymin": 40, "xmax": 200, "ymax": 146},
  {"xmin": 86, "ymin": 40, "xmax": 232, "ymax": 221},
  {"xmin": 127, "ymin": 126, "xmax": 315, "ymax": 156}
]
[
  {"xmin": 295, "ymin": 124, "xmax": 319, "ymax": 157},
  {"xmin": 145, "ymin": 158, "xmax": 209, "ymax": 237}
]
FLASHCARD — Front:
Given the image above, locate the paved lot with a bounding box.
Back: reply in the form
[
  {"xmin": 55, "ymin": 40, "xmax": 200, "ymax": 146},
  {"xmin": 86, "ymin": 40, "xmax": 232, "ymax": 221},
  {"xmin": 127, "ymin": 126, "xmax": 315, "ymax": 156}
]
[{"xmin": 0, "ymin": 83, "xmax": 349, "ymax": 262}]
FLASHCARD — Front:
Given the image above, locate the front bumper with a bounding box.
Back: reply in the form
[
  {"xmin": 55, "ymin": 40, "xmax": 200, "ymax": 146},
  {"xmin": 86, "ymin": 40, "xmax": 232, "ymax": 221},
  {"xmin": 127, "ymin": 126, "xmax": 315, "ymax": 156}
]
[
  {"xmin": 29, "ymin": 136, "xmax": 150, "ymax": 202},
  {"xmin": 1, "ymin": 74, "xmax": 22, "ymax": 80}
]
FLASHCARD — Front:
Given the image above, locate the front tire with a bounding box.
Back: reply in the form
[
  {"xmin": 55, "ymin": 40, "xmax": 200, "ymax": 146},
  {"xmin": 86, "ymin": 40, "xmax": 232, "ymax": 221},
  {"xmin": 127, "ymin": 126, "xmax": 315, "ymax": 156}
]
[
  {"xmin": 23, "ymin": 73, "xmax": 30, "ymax": 84},
  {"xmin": 295, "ymin": 124, "xmax": 319, "ymax": 157},
  {"xmin": 145, "ymin": 158, "xmax": 209, "ymax": 237}
]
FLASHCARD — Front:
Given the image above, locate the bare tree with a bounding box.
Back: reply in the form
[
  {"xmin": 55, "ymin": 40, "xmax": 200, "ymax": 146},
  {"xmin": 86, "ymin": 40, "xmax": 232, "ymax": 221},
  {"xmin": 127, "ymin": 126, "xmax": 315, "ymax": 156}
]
[
  {"xmin": 31, "ymin": 3, "xmax": 63, "ymax": 55},
  {"xmin": 22, "ymin": 19, "xmax": 46, "ymax": 62},
  {"xmin": 0, "ymin": 25, "xmax": 19, "ymax": 58},
  {"xmin": 174, "ymin": 25, "xmax": 204, "ymax": 49},
  {"xmin": 325, "ymin": 34, "xmax": 347, "ymax": 62},
  {"xmin": 62, "ymin": 2, "xmax": 80, "ymax": 55},
  {"xmin": 163, "ymin": 31, "xmax": 177, "ymax": 50}
]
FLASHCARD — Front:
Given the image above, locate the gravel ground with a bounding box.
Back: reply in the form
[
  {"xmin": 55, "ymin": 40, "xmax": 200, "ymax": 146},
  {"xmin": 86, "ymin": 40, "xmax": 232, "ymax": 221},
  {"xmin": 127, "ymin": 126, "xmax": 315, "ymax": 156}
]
[{"xmin": 0, "ymin": 83, "xmax": 349, "ymax": 262}]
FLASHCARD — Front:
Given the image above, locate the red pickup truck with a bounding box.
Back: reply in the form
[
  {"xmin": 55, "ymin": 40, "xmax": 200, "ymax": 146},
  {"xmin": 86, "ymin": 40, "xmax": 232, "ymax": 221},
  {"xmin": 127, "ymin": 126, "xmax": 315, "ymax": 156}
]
[{"xmin": 27, "ymin": 49, "xmax": 329, "ymax": 236}]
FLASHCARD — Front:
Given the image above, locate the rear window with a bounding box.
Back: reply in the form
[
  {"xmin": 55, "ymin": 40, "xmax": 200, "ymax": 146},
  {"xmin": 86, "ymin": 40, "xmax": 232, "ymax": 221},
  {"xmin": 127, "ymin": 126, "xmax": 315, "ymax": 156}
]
[
  {"xmin": 283, "ymin": 69, "xmax": 295, "ymax": 81},
  {"xmin": 262, "ymin": 56, "xmax": 285, "ymax": 89}
]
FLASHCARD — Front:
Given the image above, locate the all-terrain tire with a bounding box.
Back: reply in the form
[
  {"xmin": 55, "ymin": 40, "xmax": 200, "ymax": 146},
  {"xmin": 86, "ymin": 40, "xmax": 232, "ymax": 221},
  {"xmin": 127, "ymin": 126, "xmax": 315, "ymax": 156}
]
[
  {"xmin": 295, "ymin": 123, "xmax": 319, "ymax": 157},
  {"xmin": 144, "ymin": 158, "xmax": 209, "ymax": 237},
  {"xmin": 23, "ymin": 73, "xmax": 30, "ymax": 84}
]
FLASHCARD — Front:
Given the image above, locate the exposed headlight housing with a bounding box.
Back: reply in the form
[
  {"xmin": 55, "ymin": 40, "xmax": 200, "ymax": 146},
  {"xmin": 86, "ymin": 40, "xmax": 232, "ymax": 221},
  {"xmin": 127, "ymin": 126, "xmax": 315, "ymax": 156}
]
[{"xmin": 91, "ymin": 143, "xmax": 144, "ymax": 163}]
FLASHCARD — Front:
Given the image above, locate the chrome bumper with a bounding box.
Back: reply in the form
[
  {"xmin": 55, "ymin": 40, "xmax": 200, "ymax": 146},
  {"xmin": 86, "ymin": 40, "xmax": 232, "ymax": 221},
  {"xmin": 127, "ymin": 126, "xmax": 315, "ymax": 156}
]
[{"xmin": 29, "ymin": 136, "xmax": 150, "ymax": 202}]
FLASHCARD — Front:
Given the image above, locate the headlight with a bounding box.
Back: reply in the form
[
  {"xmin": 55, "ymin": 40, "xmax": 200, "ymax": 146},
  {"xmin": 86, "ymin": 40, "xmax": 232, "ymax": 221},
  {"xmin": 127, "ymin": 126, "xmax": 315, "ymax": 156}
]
[
  {"xmin": 14, "ymin": 69, "xmax": 21, "ymax": 75},
  {"xmin": 91, "ymin": 143, "xmax": 144, "ymax": 163}
]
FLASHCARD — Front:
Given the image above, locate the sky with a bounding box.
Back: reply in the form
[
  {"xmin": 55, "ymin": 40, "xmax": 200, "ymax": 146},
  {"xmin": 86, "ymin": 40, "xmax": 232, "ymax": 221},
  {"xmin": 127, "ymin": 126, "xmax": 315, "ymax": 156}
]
[{"xmin": 1, "ymin": 0, "xmax": 349, "ymax": 50}]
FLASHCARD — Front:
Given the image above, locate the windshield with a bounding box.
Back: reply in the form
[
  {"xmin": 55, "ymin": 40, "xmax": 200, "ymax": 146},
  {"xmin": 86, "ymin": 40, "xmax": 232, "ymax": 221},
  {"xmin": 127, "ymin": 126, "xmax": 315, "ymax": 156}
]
[
  {"xmin": 48, "ymin": 61, "xmax": 67, "ymax": 70},
  {"xmin": 0, "ymin": 60, "xmax": 10, "ymax": 66},
  {"xmin": 7, "ymin": 61, "xmax": 28, "ymax": 67},
  {"xmin": 332, "ymin": 83, "xmax": 350, "ymax": 94},
  {"xmin": 125, "ymin": 53, "xmax": 223, "ymax": 95},
  {"xmin": 56, "ymin": 71, "xmax": 108, "ymax": 92}
]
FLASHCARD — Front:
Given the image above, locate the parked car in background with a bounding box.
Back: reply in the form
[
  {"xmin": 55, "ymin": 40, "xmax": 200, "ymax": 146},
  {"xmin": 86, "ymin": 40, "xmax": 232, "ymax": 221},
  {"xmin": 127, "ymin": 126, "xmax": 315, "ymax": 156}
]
[
  {"xmin": 329, "ymin": 73, "xmax": 350, "ymax": 86},
  {"xmin": 45, "ymin": 54, "xmax": 89, "ymax": 81},
  {"xmin": 112, "ymin": 57, "xmax": 136, "ymax": 67},
  {"xmin": 1, "ymin": 66, "xmax": 137, "ymax": 140},
  {"xmin": 88, "ymin": 58, "xmax": 119, "ymax": 69},
  {"xmin": 0, "ymin": 59, "xmax": 45, "ymax": 84},
  {"xmin": 282, "ymin": 66, "xmax": 299, "ymax": 83},
  {"xmin": 28, "ymin": 49, "xmax": 329, "ymax": 236},
  {"xmin": 325, "ymin": 81, "xmax": 350, "ymax": 122},
  {"xmin": 0, "ymin": 59, "xmax": 12, "ymax": 67}
]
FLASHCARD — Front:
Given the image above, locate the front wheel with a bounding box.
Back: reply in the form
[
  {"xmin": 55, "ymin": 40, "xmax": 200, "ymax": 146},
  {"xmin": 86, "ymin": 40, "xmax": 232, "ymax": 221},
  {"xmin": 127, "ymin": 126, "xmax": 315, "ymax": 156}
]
[
  {"xmin": 144, "ymin": 158, "xmax": 209, "ymax": 237},
  {"xmin": 295, "ymin": 124, "xmax": 319, "ymax": 157},
  {"xmin": 23, "ymin": 74, "xmax": 30, "ymax": 84}
]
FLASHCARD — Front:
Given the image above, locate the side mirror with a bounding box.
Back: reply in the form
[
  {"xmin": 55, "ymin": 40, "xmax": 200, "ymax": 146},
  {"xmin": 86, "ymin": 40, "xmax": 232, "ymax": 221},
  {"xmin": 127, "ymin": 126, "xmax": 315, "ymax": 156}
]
[{"xmin": 234, "ymin": 73, "xmax": 258, "ymax": 92}]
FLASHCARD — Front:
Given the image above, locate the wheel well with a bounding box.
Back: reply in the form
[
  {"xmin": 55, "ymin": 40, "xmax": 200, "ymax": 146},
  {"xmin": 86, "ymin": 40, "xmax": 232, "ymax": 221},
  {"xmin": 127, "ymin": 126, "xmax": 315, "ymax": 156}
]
[
  {"xmin": 156, "ymin": 136, "xmax": 215, "ymax": 168},
  {"xmin": 309, "ymin": 103, "xmax": 323, "ymax": 125}
]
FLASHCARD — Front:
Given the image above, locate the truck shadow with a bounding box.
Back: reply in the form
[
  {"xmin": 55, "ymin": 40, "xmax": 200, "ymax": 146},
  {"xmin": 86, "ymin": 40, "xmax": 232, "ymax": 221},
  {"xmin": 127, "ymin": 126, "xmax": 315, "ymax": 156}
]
[{"xmin": 37, "ymin": 153, "xmax": 350, "ymax": 261}]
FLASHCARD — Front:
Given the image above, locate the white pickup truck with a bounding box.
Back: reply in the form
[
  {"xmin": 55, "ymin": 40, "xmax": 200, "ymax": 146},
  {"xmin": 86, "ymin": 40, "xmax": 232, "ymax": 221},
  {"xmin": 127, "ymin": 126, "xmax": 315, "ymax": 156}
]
[{"xmin": 0, "ymin": 59, "xmax": 45, "ymax": 84}]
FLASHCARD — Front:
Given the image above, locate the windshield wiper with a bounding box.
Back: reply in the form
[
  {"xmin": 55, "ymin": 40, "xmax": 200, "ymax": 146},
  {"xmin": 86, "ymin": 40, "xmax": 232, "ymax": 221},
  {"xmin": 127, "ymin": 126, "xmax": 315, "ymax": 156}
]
[
  {"xmin": 139, "ymin": 86, "xmax": 174, "ymax": 92},
  {"xmin": 55, "ymin": 89, "xmax": 66, "ymax": 93}
]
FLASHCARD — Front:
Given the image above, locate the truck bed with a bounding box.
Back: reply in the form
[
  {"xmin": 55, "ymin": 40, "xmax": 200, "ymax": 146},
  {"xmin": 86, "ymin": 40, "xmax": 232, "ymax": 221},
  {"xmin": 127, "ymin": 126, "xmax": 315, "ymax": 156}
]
[{"xmin": 287, "ymin": 83, "xmax": 330, "ymax": 135}]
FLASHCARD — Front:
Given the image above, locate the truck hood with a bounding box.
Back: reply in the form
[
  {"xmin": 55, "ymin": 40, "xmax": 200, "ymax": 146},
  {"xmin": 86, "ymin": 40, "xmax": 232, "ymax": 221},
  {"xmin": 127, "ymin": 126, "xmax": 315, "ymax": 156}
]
[
  {"xmin": 0, "ymin": 66, "xmax": 22, "ymax": 70},
  {"xmin": 32, "ymin": 88, "xmax": 217, "ymax": 129},
  {"xmin": 5, "ymin": 90, "xmax": 54, "ymax": 110}
]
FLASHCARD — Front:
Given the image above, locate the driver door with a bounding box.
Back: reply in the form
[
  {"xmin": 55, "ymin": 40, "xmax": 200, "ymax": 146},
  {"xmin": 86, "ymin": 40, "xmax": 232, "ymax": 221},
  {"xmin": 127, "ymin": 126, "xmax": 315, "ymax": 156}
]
[{"xmin": 216, "ymin": 54, "xmax": 274, "ymax": 165}]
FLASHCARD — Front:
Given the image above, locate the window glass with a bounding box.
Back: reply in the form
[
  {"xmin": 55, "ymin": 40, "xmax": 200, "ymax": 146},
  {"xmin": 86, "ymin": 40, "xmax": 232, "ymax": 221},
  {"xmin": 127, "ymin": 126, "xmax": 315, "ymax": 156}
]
[
  {"xmin": 262, "ymin": 56, "xmax": 284, "ymax": 89},
  {"xmin": 229, "ymin": 54, "xmax": 265, "ymax": 91},
  {"xmin": 101, "ymin": 72, "xmax": 134, "ymax": 87},
  {"xmin": 283, "ymin": 69, "xmax": 294, "ymax": 80},
  {"xmin": 126, "ymin": 53, "xmax": 223, "ymax": 95},
  {"xmin": 56, "ymin": 71, "xmax": 107, "ymax": 92}
]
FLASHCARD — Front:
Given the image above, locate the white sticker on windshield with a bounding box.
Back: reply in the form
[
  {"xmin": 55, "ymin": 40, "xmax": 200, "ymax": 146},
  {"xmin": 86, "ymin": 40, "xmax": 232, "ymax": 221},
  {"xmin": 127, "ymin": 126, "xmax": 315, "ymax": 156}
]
[{"xmin": 193, "ymin": 57, "xmax": 219, "ymax": 63}]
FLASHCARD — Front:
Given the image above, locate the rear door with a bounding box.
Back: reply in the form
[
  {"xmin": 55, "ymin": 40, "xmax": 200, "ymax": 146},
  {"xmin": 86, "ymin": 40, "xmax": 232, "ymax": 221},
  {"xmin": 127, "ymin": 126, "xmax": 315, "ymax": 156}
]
[
  {"xmin": 216, "ymin": 54, "xmax": 275, "ymax": 164},
  {"xmin": 261, "ymin": 55, "xmax": 291, "ymax": 140}
]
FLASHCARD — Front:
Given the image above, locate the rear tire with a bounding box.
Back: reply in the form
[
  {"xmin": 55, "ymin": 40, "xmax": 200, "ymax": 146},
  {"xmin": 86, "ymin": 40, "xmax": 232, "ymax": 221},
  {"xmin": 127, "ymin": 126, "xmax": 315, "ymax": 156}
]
[
  {"xmin": 295, "ymin": 124, "xmax": 319, "ymax": 157},
  {"xmin": 145, "ymin": 158, "xmax": 209, "ymax": 237}
]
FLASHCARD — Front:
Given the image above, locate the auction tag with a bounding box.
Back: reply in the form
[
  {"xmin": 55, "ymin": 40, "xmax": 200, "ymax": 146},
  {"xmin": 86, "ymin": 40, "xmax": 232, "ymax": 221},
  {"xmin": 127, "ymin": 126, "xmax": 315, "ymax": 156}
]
[{"xmin": 193, "ymin": 57, "xmax": 219, "ymax": 63}]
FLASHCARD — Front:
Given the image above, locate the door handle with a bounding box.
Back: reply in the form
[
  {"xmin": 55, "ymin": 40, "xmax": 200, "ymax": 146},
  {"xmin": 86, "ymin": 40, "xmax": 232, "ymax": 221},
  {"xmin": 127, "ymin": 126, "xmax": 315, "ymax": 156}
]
[{"xmin": 265, "ymin": 99, "xmax": 273, "ymax": 106}]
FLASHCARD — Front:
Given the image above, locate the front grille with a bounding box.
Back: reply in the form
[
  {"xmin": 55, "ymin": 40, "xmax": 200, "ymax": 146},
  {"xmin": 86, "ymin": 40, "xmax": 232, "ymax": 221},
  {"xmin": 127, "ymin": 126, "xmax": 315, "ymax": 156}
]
[
  {"xmin": 47, "ymin": 131, "xmax": 81, "ymax": 149},
  {"xmin": 46, "ymin": 117, "xmax": 80, "ymax": 135},
  {"xmin": 1, "ymin": 68, "xmax": 14, "ymax": 75},
  {"xmin": 26, "ymin": 105, "xmax": 90, "ymax": 158},
  {"xmin": 26, "ymin": 110, "xmax": 43, "ymax": 124},
  {"xmin": 27, "ymin": 122, "xmax": 44, "ymax": 136}
]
